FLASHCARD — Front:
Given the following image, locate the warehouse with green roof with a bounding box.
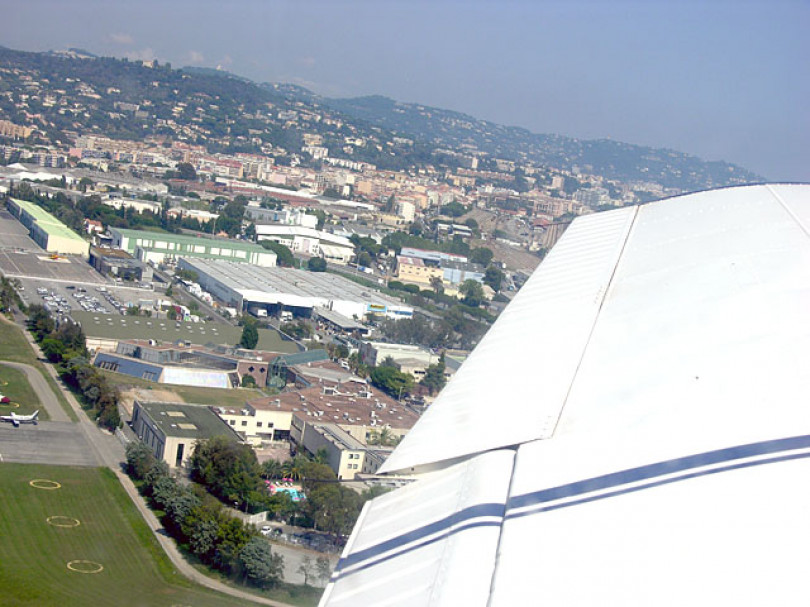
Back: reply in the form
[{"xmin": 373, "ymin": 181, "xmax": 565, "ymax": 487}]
[
  {"xmin": 8, "ymin": 197, "xmax": 90, "ymax": 258},
  {"xmin": 109, "ymin": 227, "xmax": 276, "ymax": 267}
]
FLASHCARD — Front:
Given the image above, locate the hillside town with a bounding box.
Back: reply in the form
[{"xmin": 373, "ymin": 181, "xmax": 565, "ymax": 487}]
[{"xmin": 0, "ymin": 46, "xmax": 769, "ymax": 605}]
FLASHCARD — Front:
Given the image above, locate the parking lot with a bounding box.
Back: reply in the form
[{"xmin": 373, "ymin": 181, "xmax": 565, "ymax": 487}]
[{"xmin": 0, "ymin": 209, "xmax": 167, "ymax": 317}]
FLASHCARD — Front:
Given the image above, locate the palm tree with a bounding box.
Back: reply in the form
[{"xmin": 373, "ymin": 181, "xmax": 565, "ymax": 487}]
[
  {"xmin": 430, "ymin": 275, "xmax": 444, "ymax": 295},
  {"xmin": 261, "ymin": 459, "xmax": 283, "ymax": 480},
  {"xmin": 378, "ymin": 427, "xmax": 394, "ymax": 447}
]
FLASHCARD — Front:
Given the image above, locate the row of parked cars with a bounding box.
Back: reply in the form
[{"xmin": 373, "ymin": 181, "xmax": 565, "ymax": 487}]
[
  {"xmin": 36, "ymin": 287, "xmax": 72, "ymax": 315},
  {"xmin": 67, "ymin": 286, "xmax": 109, "ymax": 314}
]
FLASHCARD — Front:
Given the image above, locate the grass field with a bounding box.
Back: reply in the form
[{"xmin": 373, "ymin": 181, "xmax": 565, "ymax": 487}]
[
  {"xmin": 0, "ymin": 363, "xmax": 49, "ymax": 419},
  {"xmin": 0, "ymin": 464, "xmax": 258, "ymax": 607},
  {"xmin": 0, "ymin": 320, "xmax": 77, "ymax": 422}
]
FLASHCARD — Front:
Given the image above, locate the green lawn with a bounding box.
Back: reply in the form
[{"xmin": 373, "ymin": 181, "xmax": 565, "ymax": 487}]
[
  {"xmin": 0, "ymin": 464, "xmax": 259, "ymax": 607},
  {"xmin": 0, "ymin": 321, "xmax": 76, "ymax": 421},
  {"xmin": 0, "ymin": 318, "xmax": 39, "ymax": 364},
  {"xmin": 0, "ymin": 363, "xmax": 49, "ymax": 419}
]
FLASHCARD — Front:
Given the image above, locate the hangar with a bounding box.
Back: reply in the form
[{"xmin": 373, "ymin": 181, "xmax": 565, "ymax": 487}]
[
  {"xmin": 178, "ymin": 258, "xmax": 413, "ymax": 321},
  {"xmin": 7, "ymin": 197, "xmax": 89, "ymax": 258}
]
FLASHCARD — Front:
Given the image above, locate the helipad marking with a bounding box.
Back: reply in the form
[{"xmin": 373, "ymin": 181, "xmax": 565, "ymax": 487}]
[
  {"xmin": 66, "ymin": 560, "xmax": 103, "ymax": 574},
  {"xmin": 29, "ymin": 479, "xmax": 61, "ymax": 490},
  {"xmin": 47, "ymin": 515, "xmax": 81, "ymax": 528}
]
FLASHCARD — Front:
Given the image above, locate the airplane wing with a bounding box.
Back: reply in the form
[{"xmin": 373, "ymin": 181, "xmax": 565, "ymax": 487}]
[{"xmin": 321, "ymin": 184, "xmax": 810, "ymax": 606}]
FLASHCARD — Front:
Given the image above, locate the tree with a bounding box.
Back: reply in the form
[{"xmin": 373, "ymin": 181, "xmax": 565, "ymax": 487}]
[
  {"xmin": 484, "ymin": 266, "xmax": 505, "ymax": 292},
  {"xmin": 379, "ymin": 355, "xmax": 397, "ymax": 368},
  {"xmin": 241, "ymin": 374, "xmax": 257, "ymax": 388},
  {"xmin": 41, "ymin": 338, "xmax": 66, "ymax": 363},
  {"xmin": 126, "ymin": 441, "xmax": 157, "ymax": 480},
  {"xmin": 281, "ymin": 321, "xmax": 312, "ymax": 340},
  {"xmin": 356, "ymin": 251, "xmax": 373, "ymax": 269},
  {"xmin": 261, "ymin": 459, "xmax": 284, "ymax": 480},
  {"xmin": 176, "ymin": 162, "xmax": 197, "ymax": 181},
  {"xmin": 367, "ymin": 427, "xmax": 397, "ymax": 447},
  {"xmin": 307, "ymin": 257, "xmax": 327, "ymax": 272},
  {"xmin": 459, "ymin": 279, "xmax": 485, "ymax": 307},
  {"xmin": 441, "ymin": 201, "xmax": 467, "ymax": 217},
  {"xmin": 469, "ymin": 247, "xmax": 494, "ymax": 266},
  {"xmin": 260, "ymin": 240, "xmax": 296, "ymax": 267},
  {"xmin": 369, "ymin": 365, "xmax": 414, "ymax": 398},
  {"xmin": 239, "ymin": 537, "xmax": 284, "ymax": 587},
  {"xmin": 297, "ymin": 555, "xmax": 317, "ymax": 586},
  {"xmin": 316, "ymin": 556, "xmax": 332, "ymax": 586},
  {"xmin": 190, "ymin": 436, "xmax": 263, "ymax": 510},
  {"xmin": 421, "ymin": 354, "xmax": 447, "ymax": 395},
  {"xmin": 240, "ymin": 322, "xmax": 259, "ymax": 349},
  {"xmin": 27, "ymin": 304, "xmax": 54, "ymax": 339},
  {"xmin": 429, "ymin": 275, "xmax": 444, "ymax": 295}
]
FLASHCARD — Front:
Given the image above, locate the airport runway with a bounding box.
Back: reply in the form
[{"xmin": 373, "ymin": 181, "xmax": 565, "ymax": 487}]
[{"xmin": 0, "ymin": 421, "xmax": 99, "ymax": 467}]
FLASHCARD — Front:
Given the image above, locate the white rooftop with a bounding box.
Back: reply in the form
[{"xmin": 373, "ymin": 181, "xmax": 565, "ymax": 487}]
[{"xmin": 321, "ymin": 184, "xmax": 810, "ymax": 606}]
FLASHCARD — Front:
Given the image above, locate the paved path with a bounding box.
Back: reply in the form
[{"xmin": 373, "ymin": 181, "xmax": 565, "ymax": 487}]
[{"xmin": 0, "ymin": 360, "xmax": 70, "ymax": 422}]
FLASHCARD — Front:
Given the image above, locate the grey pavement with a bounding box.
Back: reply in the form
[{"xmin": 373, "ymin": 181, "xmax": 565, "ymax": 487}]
[{"xmin": 0, "ymin": 421, "xmax": 98, "ymax": 466}]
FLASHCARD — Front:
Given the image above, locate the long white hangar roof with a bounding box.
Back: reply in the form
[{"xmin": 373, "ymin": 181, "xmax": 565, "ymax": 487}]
[
  {"xmin": 181, "ymin": 258, "xmax": 412, "ymax": 313},
  {"xmin": 321, "ymin": 184, "xmax": 810, "ymax": 606}
]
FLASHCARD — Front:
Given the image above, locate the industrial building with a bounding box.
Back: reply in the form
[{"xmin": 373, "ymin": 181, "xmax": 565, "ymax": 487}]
[
  {"xmin": 7, "ymin": 197, "xmax": 90, "ymax": 258},
  {"xmin": 178, "ymin": 258, "xmax": 413, "ymax": 321},
  {"xmin": 131, "ymin": 400, "xmax": 242, "ymax": 469},
  {"xmin": 93, "ymin": 339, "xmax": 278, "ymax": 389},
  {"xmin": 109, "ymin": 227, "xmax": 277, "ymax": 267},
  {"xmin": 255, "ymin": 224, "xmax": 355, "ymax": 264},
  {"xmin": 359, "ymin": 341, "xmax": 439, "ymax": 368},
  {"xmin": 88, "ymin": 247, "xmax": 153, "ymax": 282}
]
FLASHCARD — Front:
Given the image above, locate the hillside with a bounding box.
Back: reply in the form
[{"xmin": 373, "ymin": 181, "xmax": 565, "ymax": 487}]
[
  {"xmin": 324, "ymin": 95, "xmax": 762, "ymax": 189},
  {"xmin": 0, "ymin": 46, "xmax": 762, "ymax": 190}
]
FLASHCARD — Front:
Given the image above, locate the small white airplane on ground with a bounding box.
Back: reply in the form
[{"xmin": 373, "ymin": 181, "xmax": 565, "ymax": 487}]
[{"xmin": 0, "ymin": 410, "xmax": 39, "ymax": 427}]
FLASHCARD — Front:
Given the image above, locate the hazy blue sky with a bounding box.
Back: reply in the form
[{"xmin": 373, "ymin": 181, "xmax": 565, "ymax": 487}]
[{"xmin": 5, "ymin": 0, "xmax": 808, "ymax": 181}]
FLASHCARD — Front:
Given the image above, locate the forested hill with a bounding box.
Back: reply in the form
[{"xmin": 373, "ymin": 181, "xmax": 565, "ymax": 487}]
[
  {"xmin": 0, "ymin": 45, "xmax": 762, "ymax": 190},
  {"xmin": 324, "ymin": 95, "xmax": 762, "ymax": 189}
]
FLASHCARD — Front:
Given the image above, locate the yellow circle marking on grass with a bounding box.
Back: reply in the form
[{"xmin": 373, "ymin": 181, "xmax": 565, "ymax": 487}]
[
  {"xmin": 1, "ymin": 401, "xmax": 20, "ymax": 408},
  {"xmin": 66, "ymin": 560, "xmax": 104, "ymax": 574},
  {"xmin": 29, "ymin": 479, "xmax": 61, "ymax": 490},
  {"xmin": 47, "ymin": 516, "xmax": 81, "ymax": 528}
]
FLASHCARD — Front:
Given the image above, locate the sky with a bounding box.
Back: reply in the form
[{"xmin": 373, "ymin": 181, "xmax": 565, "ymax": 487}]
[{"xmin": 4, "ymin": 0, "xmax": 808, "ymax": 181}]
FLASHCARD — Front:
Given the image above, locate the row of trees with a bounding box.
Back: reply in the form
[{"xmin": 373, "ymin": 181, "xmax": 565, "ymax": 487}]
[
  {"xmin": 27, "ymin": 304, "xmax": 120, "ymax": 429},
  {"xmin": 126, "ymin": 441, "xmax": 285, "ymax": 588}
]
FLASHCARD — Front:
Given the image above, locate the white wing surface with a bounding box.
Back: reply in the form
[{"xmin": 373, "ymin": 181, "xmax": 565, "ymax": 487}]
[{"xmin": 322, "ymin": 184, "xmax": 810, "ymax": 606}]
